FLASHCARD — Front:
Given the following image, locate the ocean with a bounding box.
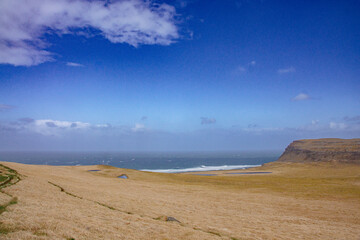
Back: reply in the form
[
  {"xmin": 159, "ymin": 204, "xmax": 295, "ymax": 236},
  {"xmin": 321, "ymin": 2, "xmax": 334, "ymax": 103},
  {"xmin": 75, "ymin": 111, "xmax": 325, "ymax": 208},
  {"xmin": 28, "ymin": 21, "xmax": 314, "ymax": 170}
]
[{"xmin": 0, "ymin": 151, "xmax": 280, "ymax": 173}]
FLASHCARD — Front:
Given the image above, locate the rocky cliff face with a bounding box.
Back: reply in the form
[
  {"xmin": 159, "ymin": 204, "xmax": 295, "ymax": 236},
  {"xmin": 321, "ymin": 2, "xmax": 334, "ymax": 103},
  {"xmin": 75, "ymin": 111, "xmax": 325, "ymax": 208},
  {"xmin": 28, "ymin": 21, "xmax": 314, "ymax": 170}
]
[{"xmin": 277, "ymin": 138, "xmax": 360, "ymax": 164}]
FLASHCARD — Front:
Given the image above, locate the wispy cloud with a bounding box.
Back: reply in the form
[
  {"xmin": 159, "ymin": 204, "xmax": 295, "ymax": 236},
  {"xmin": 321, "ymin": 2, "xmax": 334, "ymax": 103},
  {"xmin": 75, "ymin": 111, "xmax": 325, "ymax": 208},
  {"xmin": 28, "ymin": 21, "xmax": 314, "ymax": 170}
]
[
  {"xmin": 0, "ymin": 104, "xmax": 15, "ymax": 111},
  {"xmin": 175, "ymin": 0, "xmax": 189, "ymax": 8},
  {"xmin": 66, "ymin": 62, "xmax": 84, "ymax": 67},
  {"xmin": 329, "ymin": 122, "xmax": 347, "ymax": 130},
  {"xmin": 1, "ymin": 117, "xmax": 141, "ymax": 136},
  {"xmin": 3, "ymin": 118, "xmax": 92, "ymax": 136},
  {"xmin": 31, "ymin": 119, "xmax": 91, "ymax": 136},
  {"xmin": 0, "ymin": 0, "xmax": 179, "ymax": 66},
  {"xmin": 201, "ymin": 117, "xmax": 216, "ymax": 125},
  {"xmin": 234, "ymin": 60, "xmax": 256, "ymax": 74},
  {"xmin": 296, "ymin": 120, "xmax": 321, "ymax": 131},
  {"xmin": 236, "ymin": 66, "xmax": 247, "ymax": 73},
  {"xmin": 132, "ymin": 123, "xmax": 146, "ymax": 132},
  {"xmin": 1, "ymin": 118, "xmax": 359, "ymax": 151},
  {"xmin": 18, "ymin": 118, "xmax": 34, "ymax": 123},
  {"xmin": 296, "ymin": 119, "xmax": 360, "ymax": 133},
  {"xmin": 292, "ymin": 93, "xmax": 310, "ymax": 101},
  {"xmin": 344, "ymin": 115, "xmax": 360, "ymax": 122},
  {"xmin": 242, "ymin": 125, "xmax": 284, "ymax": 133},
  {"xmin": 278, "ymin": 66, "xmax": 295, "ymax": 74}
]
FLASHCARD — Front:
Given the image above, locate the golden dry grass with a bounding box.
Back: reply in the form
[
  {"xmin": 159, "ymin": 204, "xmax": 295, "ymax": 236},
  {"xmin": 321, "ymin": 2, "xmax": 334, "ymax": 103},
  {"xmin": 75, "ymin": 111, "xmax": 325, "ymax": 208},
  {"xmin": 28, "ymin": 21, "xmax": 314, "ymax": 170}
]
[{"xmin": 0, "ymin": 161, "xmax": 359, "ymax": 240}]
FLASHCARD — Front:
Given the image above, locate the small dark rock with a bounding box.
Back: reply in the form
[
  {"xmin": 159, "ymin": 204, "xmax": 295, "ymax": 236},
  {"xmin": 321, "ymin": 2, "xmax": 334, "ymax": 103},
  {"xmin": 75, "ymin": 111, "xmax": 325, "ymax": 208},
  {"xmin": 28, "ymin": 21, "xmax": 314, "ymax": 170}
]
[
  {"xmin": 118, "ymin": 174, "xmax": 128, "ymax": 179},
  {"xmin": 166, "ymin": 216, "xmax": 180, "ymax": 223}
]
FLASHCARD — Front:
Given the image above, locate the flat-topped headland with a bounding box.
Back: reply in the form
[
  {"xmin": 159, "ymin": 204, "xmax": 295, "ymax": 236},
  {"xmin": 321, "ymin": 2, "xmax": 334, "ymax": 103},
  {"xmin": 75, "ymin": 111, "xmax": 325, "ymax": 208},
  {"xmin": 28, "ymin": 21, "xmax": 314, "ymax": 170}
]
[{"xmin": 277, "ymin": 138, "xmax": 360, "ymax": 164}]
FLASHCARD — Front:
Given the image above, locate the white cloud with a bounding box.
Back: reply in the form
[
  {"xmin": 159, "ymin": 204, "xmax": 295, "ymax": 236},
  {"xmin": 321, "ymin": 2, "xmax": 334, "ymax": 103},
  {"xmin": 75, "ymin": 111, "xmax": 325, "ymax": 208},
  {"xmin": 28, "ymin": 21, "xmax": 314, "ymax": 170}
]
[
  {"xmin": 1, "ymin": 118, "xmax": 91, "ymax": 136},
  {"xmin": 296, "ymin": 120, "xmax": 360, "ymax": 133},
  {"xmin": 29, "ymin": 119, "xmax": 91, "ymax": 136},
  {"xmin": 0, "ymin": 0, "xmax": 179, "ymax": 66},
  {"xmin": 296, "ymin": 120, "xmax": 323, "ymax": 131},
  {"xmin": 278, "ymin": 66, "xmax": 295, "ymax": 74},
  {"xmin": 1, "ymin": 117, "xmax": 151, "ymax": 136},
  {"xmin": 35, "ymin": 119, "xmax": 90, "ymax": 129},
  {"xmin": 1, "ymin": 117, "xmax": 360, "ymax": 151},
  {"xmin": 95, "ymin": 123, "xmax": 112, "ymax": 128},
  {"xmin": 0, "ymin": 43, "xmax": 53, "ymax": 66},
  {"xmin": 311, "ymin": 120, "xmax": 319, "ymax": 125},
  {"xmin": 132, "ymin": 123, "xmax": 146, "ymax": 132},
  {"xmin": 66, "ymin": 62, "xmax": 84, "ymax": 67},
  {"xmin": 292, "ymin": 93, "xmax": 310, "ymax": 101},
  {"xmin": 329, "ymin": 122, "xmax": 347, "ymax": 130}
]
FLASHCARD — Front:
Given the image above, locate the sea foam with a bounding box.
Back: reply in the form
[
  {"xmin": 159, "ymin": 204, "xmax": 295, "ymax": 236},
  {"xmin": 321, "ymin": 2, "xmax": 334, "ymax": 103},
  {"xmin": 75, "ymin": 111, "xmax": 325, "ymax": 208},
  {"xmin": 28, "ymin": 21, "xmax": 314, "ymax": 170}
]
[{"xmin": 140, "ymin": 164, "xmax": 261, "ymax": 173}]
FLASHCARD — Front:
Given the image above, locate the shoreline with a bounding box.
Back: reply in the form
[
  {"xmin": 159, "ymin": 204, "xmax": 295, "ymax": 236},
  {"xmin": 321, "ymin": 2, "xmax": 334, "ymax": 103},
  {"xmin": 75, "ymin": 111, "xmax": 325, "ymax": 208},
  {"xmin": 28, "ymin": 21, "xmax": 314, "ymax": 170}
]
[
  {"xmin": 0, "ymin": 160, "xmax": 267, "ymax": 174},
  {"xmin": 139, "ymin": 164, "xmax": 262, "ymax": 173}
]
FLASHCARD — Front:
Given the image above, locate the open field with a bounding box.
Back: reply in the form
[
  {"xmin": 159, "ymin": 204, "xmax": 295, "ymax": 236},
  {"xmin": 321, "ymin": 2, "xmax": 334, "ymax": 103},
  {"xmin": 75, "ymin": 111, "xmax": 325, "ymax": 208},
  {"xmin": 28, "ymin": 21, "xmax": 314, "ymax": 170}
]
[{"xmin": 0, "ymin": 161, "xmax": 359, "ymax": 240}]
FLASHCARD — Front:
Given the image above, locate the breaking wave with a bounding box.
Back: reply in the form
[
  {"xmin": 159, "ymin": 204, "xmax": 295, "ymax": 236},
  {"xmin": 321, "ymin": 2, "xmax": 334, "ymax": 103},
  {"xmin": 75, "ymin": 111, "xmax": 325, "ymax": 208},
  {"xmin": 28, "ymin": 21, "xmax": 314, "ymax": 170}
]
[{"xmin": 140, "ymin": 164, "xmax": 261, "ymax": 173}]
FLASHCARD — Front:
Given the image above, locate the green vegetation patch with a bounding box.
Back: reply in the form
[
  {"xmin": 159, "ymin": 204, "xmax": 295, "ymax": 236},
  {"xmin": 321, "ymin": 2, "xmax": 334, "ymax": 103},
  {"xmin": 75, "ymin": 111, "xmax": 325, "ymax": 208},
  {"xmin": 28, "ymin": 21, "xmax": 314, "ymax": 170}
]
[
  {"xmin": 0, "ymin": 175, "xmax": 8, "ymax": 182},
  {"xmin": 0, "ymin": 163, "xmax": 21, "ymax": 235},
  {"xmin": 0, "ymin": 164, "xmax": 21, "ymax": 189},
  {"xmin": 0, "ymin": 225, "xmax": 13, "ymax": 235},
  {"xmin": 0, "ymin": 197, "xmax": 18, "ymax": 214}
]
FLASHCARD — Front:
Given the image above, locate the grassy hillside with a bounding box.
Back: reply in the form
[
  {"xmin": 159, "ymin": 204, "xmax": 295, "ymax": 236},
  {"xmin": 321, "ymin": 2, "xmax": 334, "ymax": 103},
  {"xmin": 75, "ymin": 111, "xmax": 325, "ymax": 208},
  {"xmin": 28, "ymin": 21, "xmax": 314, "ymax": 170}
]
[{"xmin": 0, "ymin": 161, "xmax": 359, "ymax": 239}]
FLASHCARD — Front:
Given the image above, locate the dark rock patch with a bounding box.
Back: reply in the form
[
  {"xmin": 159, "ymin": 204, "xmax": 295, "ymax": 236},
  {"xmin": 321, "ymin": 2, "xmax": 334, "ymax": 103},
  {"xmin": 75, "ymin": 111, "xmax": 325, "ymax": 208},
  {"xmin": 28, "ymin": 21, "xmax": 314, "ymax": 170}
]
[
  {"xmin": 166, "ymin": 216, "xmax": 181, "ymax": 223},
  {"xmin": 118, "ymin": 174, "xmax": 128, "ymax": 179}
]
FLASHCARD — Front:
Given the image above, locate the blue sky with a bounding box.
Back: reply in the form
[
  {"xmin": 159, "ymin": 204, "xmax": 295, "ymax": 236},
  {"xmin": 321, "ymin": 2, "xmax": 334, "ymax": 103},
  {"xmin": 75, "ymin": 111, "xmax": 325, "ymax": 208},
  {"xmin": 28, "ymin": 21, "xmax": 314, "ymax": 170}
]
[{"xmin": 0, "ymin": 0, "xmax": 359, "ymax": 151}]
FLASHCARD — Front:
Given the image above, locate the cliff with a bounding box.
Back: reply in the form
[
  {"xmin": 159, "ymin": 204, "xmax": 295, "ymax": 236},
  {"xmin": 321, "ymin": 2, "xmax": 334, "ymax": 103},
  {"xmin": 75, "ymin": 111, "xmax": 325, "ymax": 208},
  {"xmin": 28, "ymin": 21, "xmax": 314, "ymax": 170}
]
[{"xmin": 277, "ymin": 138, "xmax": 360, "ymax": 164}]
